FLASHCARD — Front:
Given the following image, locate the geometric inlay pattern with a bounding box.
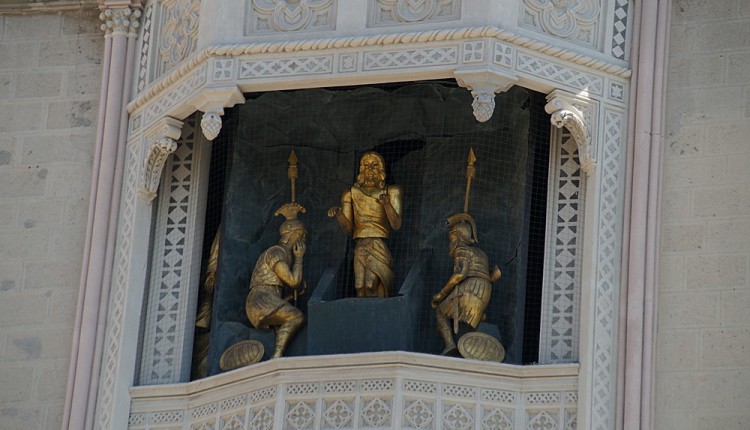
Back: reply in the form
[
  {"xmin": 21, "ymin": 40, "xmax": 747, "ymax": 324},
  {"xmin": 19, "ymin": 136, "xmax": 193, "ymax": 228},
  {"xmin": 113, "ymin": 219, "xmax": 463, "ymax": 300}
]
[
  {"xmin": 139, "ymin": 117, "xmax": 200, "ymax": 385},
  {"xmin": 128, "ymin": 372, "xmax": 577, "ymax": 430},
  {"xmin": 517, "ymin": 54, "xmax": 603, "ymax": 95},
  {"xmin": 98, "ymin": 141, "xmax": 140, "ymax": 429},
  {"xmin": 364, "ymin": 47, "xmax": 457, "ymax": 70},
  {"xmin": 539, "ymin": 130, "xmax": 585, "ymax": 364},
  {"xmin": 137, "ymin": 2, "xmax": 155, "ymax": 93},
  {"xmin": 590, "ymin": 110, "xmax": 624, "ymax": 430},
  {"xmin": 610, "ymin": 0, "xmax": 630, "ymax": 60},
  {"xmin": 239, "ymin": 56, "xmax": 333, "ymax": 78}
]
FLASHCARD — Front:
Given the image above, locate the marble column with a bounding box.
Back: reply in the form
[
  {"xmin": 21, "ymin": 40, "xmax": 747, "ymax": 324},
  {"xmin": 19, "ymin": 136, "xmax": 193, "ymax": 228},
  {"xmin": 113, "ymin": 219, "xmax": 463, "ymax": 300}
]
[{"xmin": 62, "ymin": 2, "xmax": 142, "ymax": 430}]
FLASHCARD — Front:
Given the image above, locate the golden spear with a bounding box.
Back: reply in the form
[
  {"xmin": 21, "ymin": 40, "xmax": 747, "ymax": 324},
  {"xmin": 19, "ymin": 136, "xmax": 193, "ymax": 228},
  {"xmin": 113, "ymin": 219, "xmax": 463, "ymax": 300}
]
[
  {"xmin": 463, "ymin": 148, "xmax": 476, "ymax": 214},
  {"xmin": 288, "ymin": 150, "xmax": 298, "ymax": 203}
]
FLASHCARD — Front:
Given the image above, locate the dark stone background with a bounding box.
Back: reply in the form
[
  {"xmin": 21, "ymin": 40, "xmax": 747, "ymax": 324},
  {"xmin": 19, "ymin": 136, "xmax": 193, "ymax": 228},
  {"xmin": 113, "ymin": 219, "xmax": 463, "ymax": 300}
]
[{"xmin": 207, "ymin": 82, "xmax": 537, "ymax": 373}]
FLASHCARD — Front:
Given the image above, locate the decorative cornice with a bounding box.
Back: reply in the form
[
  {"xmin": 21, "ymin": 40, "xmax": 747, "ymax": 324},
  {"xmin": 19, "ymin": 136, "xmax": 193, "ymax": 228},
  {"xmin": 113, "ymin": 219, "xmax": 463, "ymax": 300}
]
[
  {"xmin": 138, "ymin": 117, "xmax": 183, "ymax": 202},
  {"xmin": 127, "ymin": 25, "xmax": 631, "ymax": 114},
  {"xmin": 100, "ymin": 6, "xmax": 141, "ymax": 36},
  {"xmin": 454, "ymin": 67, "xmax": 517, "ymax": 122},
  {"xmin": 545, "ymin": 91, "xmax": 595, "ymax": 176}
]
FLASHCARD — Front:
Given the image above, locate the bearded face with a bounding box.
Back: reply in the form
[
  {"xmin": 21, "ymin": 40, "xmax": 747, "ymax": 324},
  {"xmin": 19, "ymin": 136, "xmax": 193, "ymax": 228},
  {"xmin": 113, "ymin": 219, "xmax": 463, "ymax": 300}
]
[{"xmin": 356, "ymin": 152, "xmax": 386, "ymax": 188}]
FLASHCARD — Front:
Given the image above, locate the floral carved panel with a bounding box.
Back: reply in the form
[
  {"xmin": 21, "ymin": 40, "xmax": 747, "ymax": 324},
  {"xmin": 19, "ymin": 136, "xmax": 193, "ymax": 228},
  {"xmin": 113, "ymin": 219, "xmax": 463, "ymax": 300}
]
[
  {"xmin": 520, "ymin": 0, "xmax": 601, "ymax": 50},
  {"xmin": 246, "ymin": 0, "xmax": 336, "ymax": 34},
  {"xmin": 159, "ymin": 0, "xmax": 201, "ymax": 73},
  {"xmin": 368, "ymin": 0, "xmax": 461, "ymax": 27}
]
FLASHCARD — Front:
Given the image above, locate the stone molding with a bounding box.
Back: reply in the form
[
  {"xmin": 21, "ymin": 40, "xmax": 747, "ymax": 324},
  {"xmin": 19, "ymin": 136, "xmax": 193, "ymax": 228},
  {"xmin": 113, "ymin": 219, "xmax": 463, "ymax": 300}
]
[
  {"xmin": 129, "ymin": 352, "xmax": 579, "ymax": 430},
  {"xmin": 545, "ymin": 90, "xmax": 596, "ymax": 176},
  {"xmin": 127, "ymin": 25, "xmax": 631, "ymax": 116},
  {"xmin": 138, "ymin": 117, "xmax": 183, "ymax": 203},
  {"xmin": 0, "ymin": 0, "xmax": 97, "ymax": 14}
]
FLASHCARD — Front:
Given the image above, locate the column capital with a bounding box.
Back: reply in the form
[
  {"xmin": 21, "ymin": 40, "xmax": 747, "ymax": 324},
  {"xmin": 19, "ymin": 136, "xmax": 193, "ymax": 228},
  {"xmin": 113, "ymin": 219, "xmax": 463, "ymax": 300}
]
[{"xmin": 99, "ymin": 3, "xmax": 142, "ymax": 37}]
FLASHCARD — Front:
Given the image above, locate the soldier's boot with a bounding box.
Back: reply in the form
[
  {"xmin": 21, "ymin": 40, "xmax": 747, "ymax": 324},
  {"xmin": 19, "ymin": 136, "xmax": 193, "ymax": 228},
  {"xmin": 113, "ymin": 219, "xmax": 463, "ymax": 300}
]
[
  {"xmin": 436, "ymin": 313, "xmax": 458, "ymax": 356},
  {"xmin": 272, "ymin": 310, "xmax": 304, "ymax": 359}
]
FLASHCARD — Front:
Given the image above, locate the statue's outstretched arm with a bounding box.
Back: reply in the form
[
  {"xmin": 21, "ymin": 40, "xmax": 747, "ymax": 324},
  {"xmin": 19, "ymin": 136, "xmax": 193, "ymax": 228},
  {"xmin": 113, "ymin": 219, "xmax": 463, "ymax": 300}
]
[
  {"xmin": 328, "ymin": 190, "xmax": 353, "ymax": 234},
  {"xmin": 380, "ymin": 185, "xmax": 402, "ymax": 230}
]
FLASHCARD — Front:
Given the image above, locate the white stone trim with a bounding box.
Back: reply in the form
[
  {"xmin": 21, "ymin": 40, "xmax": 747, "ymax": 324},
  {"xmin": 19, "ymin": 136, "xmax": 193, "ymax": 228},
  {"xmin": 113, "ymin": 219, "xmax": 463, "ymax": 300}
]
[
  {"xmin": 545, "ymin": 90, "xmax": 597, "ymax": 177},
  {"xmin": 138, "ymin": 116, "xmax": 183, "ymax": 203},
  {"xmin": 139, "ymin": 115, "xmax": 212, "ymax": 385},
  {"xmin": 128, "ymin": 353, "xmax": 579, "ymax": 430}
]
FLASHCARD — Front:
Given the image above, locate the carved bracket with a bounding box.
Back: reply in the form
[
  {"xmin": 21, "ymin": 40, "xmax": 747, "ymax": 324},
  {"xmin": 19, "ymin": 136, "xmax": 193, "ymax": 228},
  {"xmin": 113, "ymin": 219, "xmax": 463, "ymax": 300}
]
[
  {"xmin": 188, "ymin": 85, "xmax": 246, "ymax": 140},
  {"xmin": 545, "ymin": 91, "xmax": 596, "ymax": 176},
  {"xmin": 454, "ymin": 68, "xmax": 518, "ymax": 122},
  {"xmin": 138, "ymin": 117, "xmax": 183, "ymax": 203}
]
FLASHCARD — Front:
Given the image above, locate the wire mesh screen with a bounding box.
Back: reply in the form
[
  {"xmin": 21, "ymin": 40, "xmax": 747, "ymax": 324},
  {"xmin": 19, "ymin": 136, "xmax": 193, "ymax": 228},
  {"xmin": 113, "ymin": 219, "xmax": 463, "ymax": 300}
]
[{"xmin": 199, "ymin": 81, "xmax": 552, "ymax": 375}]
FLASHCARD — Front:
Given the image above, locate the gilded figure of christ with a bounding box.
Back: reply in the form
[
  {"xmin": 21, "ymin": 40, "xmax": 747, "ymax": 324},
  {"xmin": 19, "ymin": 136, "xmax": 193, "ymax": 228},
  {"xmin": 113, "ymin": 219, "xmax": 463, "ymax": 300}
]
[{"xmin": 328, "ymin": 151, "xmax": 402, "ymax": 298}]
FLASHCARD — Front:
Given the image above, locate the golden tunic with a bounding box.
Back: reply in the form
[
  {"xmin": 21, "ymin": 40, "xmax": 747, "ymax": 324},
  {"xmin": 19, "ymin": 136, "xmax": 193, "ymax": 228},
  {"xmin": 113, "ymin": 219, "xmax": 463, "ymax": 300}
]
[
  {"xmin": 246, "ymin": 245, "xmax": 296, "ymax": 329},
  {"xmin": 438, "ymin": 245, "xmax": 492, "ymax": 328}
]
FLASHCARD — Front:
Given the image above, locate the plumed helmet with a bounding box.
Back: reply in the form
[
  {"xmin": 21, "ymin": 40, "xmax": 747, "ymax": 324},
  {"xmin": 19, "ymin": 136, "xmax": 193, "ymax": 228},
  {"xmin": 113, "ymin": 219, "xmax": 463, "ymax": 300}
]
[{"xmin": 446, "ymin": 212, "xmax": 478, "ymax": 244}]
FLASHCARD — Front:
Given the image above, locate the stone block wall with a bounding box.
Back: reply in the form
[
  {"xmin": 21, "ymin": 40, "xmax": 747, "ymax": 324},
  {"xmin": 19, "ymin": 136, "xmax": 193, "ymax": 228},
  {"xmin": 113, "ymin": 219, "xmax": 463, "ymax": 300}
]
[
  {"xmin": 657, "ymin": 0, "xmax": 750, "ymax": 428},
  {"xmin": 0, "ymin": 10, "xmax": 102, "ymax": 430}
]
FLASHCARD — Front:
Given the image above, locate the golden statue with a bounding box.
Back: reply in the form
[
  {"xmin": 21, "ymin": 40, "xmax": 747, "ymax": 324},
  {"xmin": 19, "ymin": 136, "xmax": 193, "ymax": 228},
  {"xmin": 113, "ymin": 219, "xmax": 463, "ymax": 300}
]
[
  {"xmin": 192, "ymin": 228, "xmax": 220, "ymax": 379},
  {"xmin": 431, "ymin": 149, "xmax": 502, "ymax": 358},
  {"xmin": 221, "ymin": 152, "xmax": 307, "ymax": 369},
  {"xmin": 327, "ymin": 151, "xmax": 402, "ymax": 298}
]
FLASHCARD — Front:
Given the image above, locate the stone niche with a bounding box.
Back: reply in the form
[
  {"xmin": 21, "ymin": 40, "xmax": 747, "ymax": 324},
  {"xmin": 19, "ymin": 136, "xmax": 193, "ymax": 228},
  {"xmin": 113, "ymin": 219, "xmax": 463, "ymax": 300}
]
[{"xmin": 205, "ymin": 81, "xmax": 551, "ymax": 374}]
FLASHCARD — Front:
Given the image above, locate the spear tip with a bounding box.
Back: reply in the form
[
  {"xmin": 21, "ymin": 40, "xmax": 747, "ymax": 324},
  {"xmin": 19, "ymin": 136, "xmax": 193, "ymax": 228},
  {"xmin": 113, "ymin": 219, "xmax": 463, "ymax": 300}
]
[
  {"xmin": 288, "ymin": 150, "xmax": 298, "ymax": 165},
  {"xmin": 468, "ymin": 147, "xmax": 476, "ymax": 165}
]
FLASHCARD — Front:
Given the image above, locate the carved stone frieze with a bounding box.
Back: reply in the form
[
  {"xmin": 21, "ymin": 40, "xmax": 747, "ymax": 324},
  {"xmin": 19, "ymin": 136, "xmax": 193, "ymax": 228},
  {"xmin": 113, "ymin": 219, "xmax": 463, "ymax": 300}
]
[
  {"xmin": 138, "ymin": 117, "xmax": 183, "ymax": 203},
  {"xmin": 129, "ymin": 354, "xmax": 578, "ymax": 430},
  {"xmin": 100, "ymin": 6, "xmax": 142, "ymax": 36},
  {"xmin": 520, "ymin": 0, "xmax": 600, "ymax": 49},
  {"xmin": 247, "ymin": 0, "xmax": 336, "ymax": 34},
  {"xmin": 545, "ymin": 92, "xmax": 595, "ymax": 176},
  {"xmin": 159, "ymin": 0, "xmax": 201, "ymax": 70},
  {"xmin": 369, "ymin": 0, "xmax": 461, "ymax": 27},
  {"xmin": 454, "ymin": 68, "xmax": 517, "ymax": 122}
]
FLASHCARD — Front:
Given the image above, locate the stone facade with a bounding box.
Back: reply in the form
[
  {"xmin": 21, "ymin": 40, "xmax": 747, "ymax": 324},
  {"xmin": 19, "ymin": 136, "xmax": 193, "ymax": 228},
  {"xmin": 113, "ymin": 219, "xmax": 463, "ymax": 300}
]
[
  {"xmin": 0, "ymin": 9, "xmax": 102, "ymax": 430},
  {"xmin": 656, "ymin": 0, "xmax": 750, "ymax": 428}
]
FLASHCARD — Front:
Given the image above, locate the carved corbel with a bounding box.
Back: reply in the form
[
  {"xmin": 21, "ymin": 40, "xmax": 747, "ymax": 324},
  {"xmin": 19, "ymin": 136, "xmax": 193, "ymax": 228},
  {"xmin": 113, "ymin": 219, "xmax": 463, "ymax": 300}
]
[
  {"xmin": 138, "ymin": 117, "xmax": 183, "ymax": 203},
  {"xmin": 188, "ymin": 85, "xmax": 245, "ymax": 140},
  {"xmin": 454, "ymin": 68, "xmax": 518, "ymax": 122},
  {"xmin": 545, "ymin": 91, "xmax": 596, "ymax": 176}
]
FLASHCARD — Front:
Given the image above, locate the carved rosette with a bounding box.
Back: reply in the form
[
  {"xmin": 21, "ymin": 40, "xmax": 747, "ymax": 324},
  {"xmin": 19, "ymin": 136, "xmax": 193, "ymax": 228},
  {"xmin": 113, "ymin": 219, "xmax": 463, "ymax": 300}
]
[
  {"xmin": 251, "ymin": 0, "xmax": 336, "ymax": 33},
  {"xmin": 521, "ymin": 0, "xmax": 600, "ymax": 47},
  {"xmin": 454, "ymin": 68, "xmax": 517, "ymax": 123},
  {"xmin": 159, "ymin": 0, "xmax": 201, "ymax": 68},
  {"xmin": 100, "ymin": 7, "xmax": 142, "ymax": 36},
  {"xmin": 200, "ymin": 112, "xmax": 222, "ymax": 141},
  {"xmin": 545, "ymin": 95, "xmax": 596, "ymax": 176},
  {"xmin": 139, "ymin": 118, "xmax": 184, "ymax": 203}
]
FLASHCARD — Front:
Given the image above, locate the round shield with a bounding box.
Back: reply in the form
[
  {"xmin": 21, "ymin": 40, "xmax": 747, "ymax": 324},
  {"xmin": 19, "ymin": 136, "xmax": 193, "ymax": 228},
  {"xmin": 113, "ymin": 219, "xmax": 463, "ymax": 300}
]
[
  {"xmin": 457, "ymin": 332, "xmax": 505, "ymax": 362},
  {"xmin": 219, "ymin": 340, "xmax": 265, "ymax": 371}
]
